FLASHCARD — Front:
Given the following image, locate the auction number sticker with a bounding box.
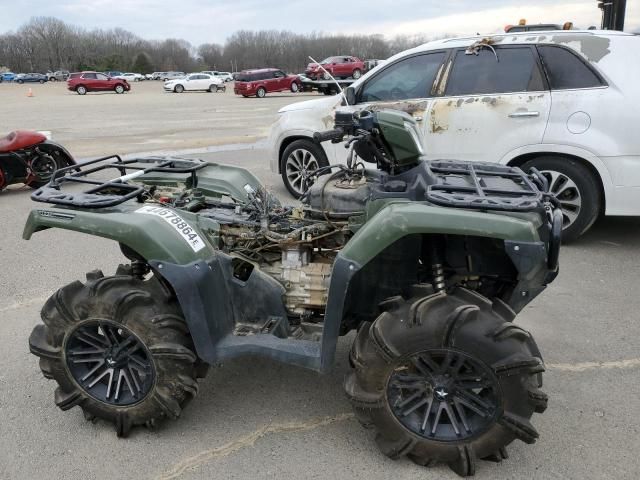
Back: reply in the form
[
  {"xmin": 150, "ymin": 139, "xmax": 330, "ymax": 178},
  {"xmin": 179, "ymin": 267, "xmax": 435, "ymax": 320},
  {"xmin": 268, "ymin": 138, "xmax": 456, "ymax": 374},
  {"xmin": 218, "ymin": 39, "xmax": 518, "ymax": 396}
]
[{"xmin": 136, "ymin": 205, "xmax": 206, "ymax": 252}]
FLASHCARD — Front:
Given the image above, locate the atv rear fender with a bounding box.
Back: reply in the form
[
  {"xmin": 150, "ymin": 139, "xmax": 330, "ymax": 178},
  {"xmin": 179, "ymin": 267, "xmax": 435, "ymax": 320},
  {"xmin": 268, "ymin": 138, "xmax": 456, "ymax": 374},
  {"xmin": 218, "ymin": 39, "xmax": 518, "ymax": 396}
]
[{"xmin": 23, "ymin": 206, "xmax": 213, "ymax": 265}]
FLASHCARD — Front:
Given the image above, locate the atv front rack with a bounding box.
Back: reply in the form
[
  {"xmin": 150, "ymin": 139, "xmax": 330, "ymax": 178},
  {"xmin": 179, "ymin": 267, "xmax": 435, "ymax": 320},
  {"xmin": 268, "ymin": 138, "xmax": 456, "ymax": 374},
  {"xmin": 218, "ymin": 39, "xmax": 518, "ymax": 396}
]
[
  {"xmin": 426, "ymin": 161, "xmax": 546, "ymax": 212},
  {"xmin": 31, "ymin": 155, "xmax": 208, "ymax": 208}
]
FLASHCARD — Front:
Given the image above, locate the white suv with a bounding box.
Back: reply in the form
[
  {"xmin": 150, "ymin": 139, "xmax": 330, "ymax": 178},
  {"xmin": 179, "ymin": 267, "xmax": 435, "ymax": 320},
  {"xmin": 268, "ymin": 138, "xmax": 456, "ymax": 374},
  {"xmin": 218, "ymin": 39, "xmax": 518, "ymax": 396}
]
[{"xmin": 269, "ymin": 30, "xmax": 640, "ymax": 241}]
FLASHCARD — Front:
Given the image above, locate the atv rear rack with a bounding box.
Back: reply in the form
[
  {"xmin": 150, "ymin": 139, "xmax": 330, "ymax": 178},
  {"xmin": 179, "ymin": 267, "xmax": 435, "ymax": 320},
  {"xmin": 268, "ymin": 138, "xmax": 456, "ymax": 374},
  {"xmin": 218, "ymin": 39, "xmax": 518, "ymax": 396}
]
[
  {"xmin": 426, "ymin": 161, "xmax": 547, "ymax": 212},
  {"xmin": 31, "ymin": 155, "xmax": 208, "ymax": 208}
]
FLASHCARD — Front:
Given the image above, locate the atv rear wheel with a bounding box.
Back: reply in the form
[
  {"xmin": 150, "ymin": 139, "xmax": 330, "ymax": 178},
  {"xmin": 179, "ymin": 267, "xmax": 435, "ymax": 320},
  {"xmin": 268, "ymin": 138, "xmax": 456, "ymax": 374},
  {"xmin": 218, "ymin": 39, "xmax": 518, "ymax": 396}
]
[
  {"xmin": 345, "ymin": 287, "xmax": 547, "ymax": 477},
  {"xmin": 29, "ymin": 268, "xmax": 200, "ymax": 437}
]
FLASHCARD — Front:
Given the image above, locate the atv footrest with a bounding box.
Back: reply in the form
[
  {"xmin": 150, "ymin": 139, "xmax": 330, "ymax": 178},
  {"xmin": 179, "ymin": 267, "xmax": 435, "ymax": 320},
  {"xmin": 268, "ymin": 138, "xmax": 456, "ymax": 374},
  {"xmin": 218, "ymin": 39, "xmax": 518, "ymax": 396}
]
[{"xmin": 234, "ymin": 316, "xmax": 287, "ymax": 337}]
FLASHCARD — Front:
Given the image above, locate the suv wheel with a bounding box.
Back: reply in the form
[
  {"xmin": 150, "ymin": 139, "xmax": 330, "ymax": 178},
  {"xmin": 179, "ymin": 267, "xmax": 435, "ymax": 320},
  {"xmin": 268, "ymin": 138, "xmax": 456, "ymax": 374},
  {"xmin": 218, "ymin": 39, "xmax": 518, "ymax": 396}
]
[
  {"xmin": 323, "ymin": 71, "xmax": 332, "ymax": 80},
  {"xmin": 290, "ymin": 82, "xmax": 299, "ymax": 93},
  {"xmin": 521, "ymin": 156, "xmax": 600, "ymax": 242},
  {"xmin": 256, "ymin": 87, "xmax": 266, "ymax": 98},
  {"xmin": 114, "ymin": 84, "xmax": 125, "ymax": 94},
  {"xmin": 76, "ymin": 85, "xmax": 87, "ymax": 95},
  {"xmin": 281, "ymin": 139, "xmax": 329, "ymax": 198},
  {"xmin": 352, "ymin": 69, "xmax": 362, "ymax": 79}
]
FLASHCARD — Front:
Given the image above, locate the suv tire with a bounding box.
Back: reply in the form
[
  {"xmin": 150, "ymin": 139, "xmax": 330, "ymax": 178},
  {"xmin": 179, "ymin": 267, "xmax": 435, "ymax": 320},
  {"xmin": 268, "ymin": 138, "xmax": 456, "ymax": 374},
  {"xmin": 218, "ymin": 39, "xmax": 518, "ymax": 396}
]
[
  {"xmin": 352, "ymin": 69, "xmax": 362, "ymax": 79},
  {"xmin": 256, "ymin": 87, "xmax": 267, "ymax": 98},
  {"xmin": 114, "ymin": 84, "xmax": 125, "ymax": 94},
  {"xmin": 281, "ymin": 139, "xmax": 329, "ymax": 198},
  {"xmin": 521, "ymin": 156, "xmax": 600, "ymax": 242},
  {"xmin": 76, "ymin": 85, "xmax": 87, "ymax": 95}
]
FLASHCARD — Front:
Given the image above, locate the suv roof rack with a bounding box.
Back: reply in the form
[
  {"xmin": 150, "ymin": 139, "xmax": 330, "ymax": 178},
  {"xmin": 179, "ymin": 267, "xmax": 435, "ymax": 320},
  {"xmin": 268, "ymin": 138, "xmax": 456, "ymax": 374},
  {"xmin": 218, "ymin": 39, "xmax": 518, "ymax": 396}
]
[{"xmin": 31, "ymin": 155, "xmax": 207, "ymax": 208}]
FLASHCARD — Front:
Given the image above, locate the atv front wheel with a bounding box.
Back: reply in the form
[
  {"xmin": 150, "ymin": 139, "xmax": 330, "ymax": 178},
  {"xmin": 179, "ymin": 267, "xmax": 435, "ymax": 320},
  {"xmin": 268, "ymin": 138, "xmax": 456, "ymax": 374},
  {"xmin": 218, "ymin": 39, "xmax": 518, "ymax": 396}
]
[
  {"xmin": 29, "ymin": 268, "xmax": 200, "ymax": 437},
  {"xmin": 345, "ymin": 287, "xmax": 547, "ymax": 476}
]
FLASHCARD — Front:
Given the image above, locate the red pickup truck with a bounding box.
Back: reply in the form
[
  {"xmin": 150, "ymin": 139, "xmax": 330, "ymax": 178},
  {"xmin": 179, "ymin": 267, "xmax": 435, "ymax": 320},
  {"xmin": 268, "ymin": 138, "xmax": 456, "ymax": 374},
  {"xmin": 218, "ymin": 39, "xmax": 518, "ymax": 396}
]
[{"xmin": 305, "ymin": 56, "xmax": 365, "ymax": 80}]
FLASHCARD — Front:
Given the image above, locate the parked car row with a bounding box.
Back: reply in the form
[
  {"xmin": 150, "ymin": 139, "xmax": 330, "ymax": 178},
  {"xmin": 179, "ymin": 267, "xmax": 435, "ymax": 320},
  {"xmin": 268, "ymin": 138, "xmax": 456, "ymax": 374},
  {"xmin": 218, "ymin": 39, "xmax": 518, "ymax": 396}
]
[
  {"xmin": 1, "ymin": 70, "xmax": 71, "ymax": 83},
  {"xmin": 0, "ymin": 73, "xmax": 48, "ymax": 84}
]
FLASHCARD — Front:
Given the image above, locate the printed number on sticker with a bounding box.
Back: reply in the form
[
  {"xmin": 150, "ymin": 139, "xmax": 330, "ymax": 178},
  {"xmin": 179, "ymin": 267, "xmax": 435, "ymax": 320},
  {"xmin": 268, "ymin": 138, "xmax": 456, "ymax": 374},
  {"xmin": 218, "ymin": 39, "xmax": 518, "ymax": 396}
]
[{"xmin": 136, "ymin": 205, "xmax": 206, "ymax": 252}]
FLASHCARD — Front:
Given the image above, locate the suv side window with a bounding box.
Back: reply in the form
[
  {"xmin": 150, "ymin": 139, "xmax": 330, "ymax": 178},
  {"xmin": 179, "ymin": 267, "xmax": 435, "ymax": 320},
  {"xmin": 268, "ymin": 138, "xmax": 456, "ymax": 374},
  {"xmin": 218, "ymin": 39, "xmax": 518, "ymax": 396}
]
[
  {"xmin": 359, "ymin": 52, "xmax": 447, "ymax": 102},
  {"xmin": 83, "ymin": 73, "xmax": 97, "ymax": 79},
  {"xmin": 273, "ymin": 71, "xmax": 285, "ymax": 78},
  {"xmin": 96, "ymin": 73, "xmax": 108, "ymax": 80},
  {"xmin": 537, "ymin": 45, "xmax": 605, "ymax": 90},
  {"xmin": 446, "ymin": 47, "xmax": 544, "ymax": 96}
]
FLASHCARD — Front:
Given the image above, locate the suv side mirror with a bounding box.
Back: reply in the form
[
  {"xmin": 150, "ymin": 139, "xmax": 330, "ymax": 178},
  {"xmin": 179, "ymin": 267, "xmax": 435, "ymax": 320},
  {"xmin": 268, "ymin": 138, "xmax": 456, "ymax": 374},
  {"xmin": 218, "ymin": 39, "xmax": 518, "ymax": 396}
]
[{"xmin": 345, "ymin": 86, "xmax": 356, "ymax": 105}]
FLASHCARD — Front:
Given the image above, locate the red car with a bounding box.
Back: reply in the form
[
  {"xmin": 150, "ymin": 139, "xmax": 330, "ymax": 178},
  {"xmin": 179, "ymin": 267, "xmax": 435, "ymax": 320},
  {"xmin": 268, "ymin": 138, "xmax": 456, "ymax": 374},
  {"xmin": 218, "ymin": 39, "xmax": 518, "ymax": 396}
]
[
  {"xmin": 305, "ymin": 56, "xmax": 365, "ymax": 80},
  {"xmin": 234, "ymin": 69, "xmax": 301, "ymax": 98},
  {"xmin": 67, "ymin": 71, "xmax": 130, "ymax": 95}
]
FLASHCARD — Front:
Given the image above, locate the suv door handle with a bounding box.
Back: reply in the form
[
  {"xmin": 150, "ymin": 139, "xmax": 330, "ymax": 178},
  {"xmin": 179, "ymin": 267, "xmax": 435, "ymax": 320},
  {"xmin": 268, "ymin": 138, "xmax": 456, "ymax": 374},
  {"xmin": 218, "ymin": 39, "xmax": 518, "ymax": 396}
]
[{"xmin": 508, "ymin": 111, "xmax": 540, "ymax": 118}]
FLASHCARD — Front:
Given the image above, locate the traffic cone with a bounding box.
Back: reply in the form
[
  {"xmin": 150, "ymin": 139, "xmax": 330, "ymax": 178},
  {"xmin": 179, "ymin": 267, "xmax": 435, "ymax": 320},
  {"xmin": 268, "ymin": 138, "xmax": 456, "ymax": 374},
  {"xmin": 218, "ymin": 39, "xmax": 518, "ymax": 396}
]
[{"xmin": 27, "ymin": 88, "xmax": 34, "ymax": 97}]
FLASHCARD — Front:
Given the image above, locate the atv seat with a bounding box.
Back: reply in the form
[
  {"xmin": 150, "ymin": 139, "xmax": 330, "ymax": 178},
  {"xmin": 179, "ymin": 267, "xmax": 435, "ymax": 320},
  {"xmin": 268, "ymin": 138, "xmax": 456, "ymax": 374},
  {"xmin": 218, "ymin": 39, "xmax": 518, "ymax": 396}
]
[{"xmin": 0, "ymin": 131, "xmax": 47, "ymax": 153}]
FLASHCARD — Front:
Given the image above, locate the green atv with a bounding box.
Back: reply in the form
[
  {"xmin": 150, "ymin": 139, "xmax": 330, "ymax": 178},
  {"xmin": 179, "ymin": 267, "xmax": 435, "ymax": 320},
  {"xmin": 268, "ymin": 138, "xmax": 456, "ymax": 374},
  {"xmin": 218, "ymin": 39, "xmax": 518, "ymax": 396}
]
[{"xmin": 26, "ymin": 108, "xmax": 561, "ymax": 476}]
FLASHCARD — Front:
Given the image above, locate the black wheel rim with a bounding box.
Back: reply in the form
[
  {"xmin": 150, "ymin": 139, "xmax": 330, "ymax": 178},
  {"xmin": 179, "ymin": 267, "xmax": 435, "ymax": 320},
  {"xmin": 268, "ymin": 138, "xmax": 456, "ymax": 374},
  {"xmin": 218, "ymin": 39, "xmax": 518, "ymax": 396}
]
[
  {"xmin": 387, "ymin": 349, "xmax": 500, "ymax": 441},
  {"xmin": 65, "ymin": 320, "xmax": 155, "ymax": 406}
]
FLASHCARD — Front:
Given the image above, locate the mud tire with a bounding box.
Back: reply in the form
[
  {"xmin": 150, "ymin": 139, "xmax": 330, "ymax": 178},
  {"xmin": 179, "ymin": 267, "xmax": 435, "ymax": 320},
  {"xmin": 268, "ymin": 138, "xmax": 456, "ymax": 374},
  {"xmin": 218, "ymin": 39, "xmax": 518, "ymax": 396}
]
[
  {"xmin": 29, "ymin": 269, "xmax": 200, "ymax": 437},
  {"xmin": 345, "ymin": 286, "xmax": 547, "ymax": 477}
]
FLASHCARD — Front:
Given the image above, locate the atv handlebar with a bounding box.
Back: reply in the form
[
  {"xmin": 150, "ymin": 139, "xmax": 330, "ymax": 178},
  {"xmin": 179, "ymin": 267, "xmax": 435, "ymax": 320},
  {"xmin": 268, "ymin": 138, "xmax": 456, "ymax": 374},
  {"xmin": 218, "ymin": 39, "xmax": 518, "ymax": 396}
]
[{"xmin": 313, "ymin": 128, "xmax": 344, "ymax": 143}]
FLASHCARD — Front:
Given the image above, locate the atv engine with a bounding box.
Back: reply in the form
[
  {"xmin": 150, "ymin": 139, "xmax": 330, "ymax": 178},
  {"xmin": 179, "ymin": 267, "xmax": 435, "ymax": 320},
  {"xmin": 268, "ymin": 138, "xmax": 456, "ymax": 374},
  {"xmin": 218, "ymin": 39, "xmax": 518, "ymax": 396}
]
[{"xmin": 160, "ymin": 181, "xmax": 367, "ymax": 320}]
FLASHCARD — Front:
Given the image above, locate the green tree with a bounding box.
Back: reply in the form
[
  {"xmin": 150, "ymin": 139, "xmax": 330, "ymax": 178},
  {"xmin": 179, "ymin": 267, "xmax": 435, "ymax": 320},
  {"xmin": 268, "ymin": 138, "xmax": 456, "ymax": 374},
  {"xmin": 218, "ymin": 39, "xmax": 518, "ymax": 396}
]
[{"xmin": 131, "ymin": 52, "xmax": 153, "ymax": 73}]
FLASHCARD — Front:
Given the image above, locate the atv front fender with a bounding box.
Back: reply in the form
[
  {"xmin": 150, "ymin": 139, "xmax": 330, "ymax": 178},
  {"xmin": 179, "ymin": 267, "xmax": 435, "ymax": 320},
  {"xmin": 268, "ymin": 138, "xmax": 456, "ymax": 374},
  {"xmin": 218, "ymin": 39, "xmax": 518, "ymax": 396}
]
[
  {"xmin": 342, "ymin": 202, "xmax": 541, "ymax": 266},
  {"xmin": 319, "ymin": 202, "xmax": 549, "ymax": 371},
  {"xmin": 23, "ymin": 206, "xmax": 213, "ymax": 265}
]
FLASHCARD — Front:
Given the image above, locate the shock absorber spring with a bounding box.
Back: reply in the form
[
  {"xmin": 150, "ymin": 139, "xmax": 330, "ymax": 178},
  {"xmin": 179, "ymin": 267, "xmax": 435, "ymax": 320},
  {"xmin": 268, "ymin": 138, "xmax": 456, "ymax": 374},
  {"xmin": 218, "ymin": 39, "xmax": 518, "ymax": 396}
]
[
  {"xmin": 432, "ymin": 263, "xmax": 445, "ymax": 292},
  {"xmin": 428, "ymin": 236, "xmax": 446, "ymax": 293}
]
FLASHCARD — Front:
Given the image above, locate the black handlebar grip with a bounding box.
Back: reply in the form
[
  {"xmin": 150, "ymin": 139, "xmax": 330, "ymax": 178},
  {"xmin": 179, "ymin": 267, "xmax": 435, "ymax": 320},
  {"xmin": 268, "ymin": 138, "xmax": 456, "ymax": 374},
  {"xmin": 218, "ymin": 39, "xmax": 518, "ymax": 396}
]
[{"xmin": 313, "ymin": 129, "xmax": 344, "ymax": 143}]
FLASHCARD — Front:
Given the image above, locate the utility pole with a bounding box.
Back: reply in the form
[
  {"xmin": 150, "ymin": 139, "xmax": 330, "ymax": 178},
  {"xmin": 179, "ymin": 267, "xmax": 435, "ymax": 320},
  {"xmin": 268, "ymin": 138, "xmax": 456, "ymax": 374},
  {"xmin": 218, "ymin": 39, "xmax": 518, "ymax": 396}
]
[{"xmin": 598, "ymin": 0, "xmax": 627, "ymax": 31}]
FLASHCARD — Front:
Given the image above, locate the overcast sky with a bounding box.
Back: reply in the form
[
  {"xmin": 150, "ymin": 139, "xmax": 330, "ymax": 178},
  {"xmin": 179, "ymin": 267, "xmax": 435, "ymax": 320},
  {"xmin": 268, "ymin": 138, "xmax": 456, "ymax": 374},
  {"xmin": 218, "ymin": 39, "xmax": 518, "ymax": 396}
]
[{"xmin": 1, "ymin": 1, "xmax": 638, "ymax": 45}]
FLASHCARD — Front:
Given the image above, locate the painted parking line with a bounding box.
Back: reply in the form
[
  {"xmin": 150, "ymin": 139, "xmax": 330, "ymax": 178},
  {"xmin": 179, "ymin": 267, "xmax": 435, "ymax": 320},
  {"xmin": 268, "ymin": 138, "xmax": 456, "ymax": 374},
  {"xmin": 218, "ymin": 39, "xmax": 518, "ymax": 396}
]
[
  {"xmin": 157, "ymin": 413, "xmax": 355, "ymax": 480},
  {"xmin": 547, "ymin": 358, "xmax": 640, "ymax": 372}
]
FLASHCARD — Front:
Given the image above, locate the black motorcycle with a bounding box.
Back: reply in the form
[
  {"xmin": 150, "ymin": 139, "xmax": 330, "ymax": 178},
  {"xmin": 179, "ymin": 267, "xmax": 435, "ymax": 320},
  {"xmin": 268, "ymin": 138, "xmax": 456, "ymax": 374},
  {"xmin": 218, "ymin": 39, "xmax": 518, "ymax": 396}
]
[{"xmin": 0, "ymin": 131, "xmax": 76, "ymax": 190}]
